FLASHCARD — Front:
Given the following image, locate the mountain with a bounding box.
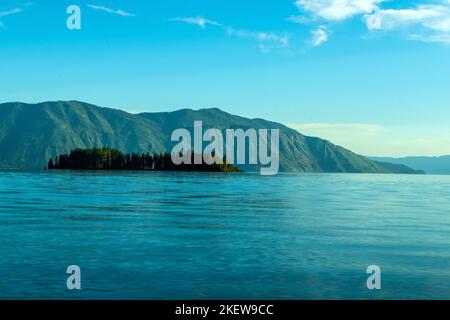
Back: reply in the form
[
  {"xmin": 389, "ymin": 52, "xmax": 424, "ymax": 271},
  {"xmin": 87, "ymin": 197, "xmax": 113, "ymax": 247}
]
[
  {"xmin": 0, "ymin": 101, "xmax": 420, "ymax": 174},
  {"xmin": 370, "ymin": 156, "xmax": 450, "ymax": 175}
]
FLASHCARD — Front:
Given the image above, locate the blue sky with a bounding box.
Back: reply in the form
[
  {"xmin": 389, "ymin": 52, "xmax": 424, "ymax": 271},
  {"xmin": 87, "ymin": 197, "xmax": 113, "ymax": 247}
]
[{"xmin": 1, "ymin": 0, "xmax": 450, "ymax": 157}]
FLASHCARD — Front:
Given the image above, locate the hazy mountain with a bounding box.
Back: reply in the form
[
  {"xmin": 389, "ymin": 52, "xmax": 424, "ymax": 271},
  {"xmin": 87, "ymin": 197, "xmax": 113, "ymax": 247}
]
[
  {"xmin": 0, "ymin": 101, "xmax": 420, "ymax": 174},
  {"xmin": 370, "ymin": 156, "xmax": 450, "ymax": 175}
]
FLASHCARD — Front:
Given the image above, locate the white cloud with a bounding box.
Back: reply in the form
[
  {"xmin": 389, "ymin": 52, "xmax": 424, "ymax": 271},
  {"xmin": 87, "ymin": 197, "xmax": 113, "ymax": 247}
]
[
  {"xmin": 365, "ymin": 2, "xmax": 450, "ymax": 43},
  {"xmin": 172, "ymin": 17, "xmax": 289, "ymax": 51},
  {"xmin": 310, "ymin": 26, "xmax": 329, "ymax": 46},
  {"xmin": 291, "ymin": 0, "xmax": 450, "ymax": 45},
  {"xmin": 171, "ymin": 17, "xmax": 221, "ymax": 29},
  {"xmin": 366, "ymin": 5, "xmax": 450, "ymax": 31},
  {"xmin": 87, "ymin": 4, "xmax": 135, "ymax": 17},
  {"xmin": 290, "ymin": 1, "xmax": 385, "ymax": 47},
  {"xmin": 294, "ymin": 0, "xmax": 385, "ymax": 21}
]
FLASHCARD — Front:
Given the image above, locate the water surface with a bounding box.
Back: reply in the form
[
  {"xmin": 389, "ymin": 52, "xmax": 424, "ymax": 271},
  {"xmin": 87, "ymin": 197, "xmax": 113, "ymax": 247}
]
[{"xmin": 0, "ymin": 171, "xmax": 449, "ymax": 299}]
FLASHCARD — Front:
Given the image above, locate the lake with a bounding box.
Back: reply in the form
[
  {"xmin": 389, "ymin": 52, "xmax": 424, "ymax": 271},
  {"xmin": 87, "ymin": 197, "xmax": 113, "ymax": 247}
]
[{"xmin": 0, "ymin": 171, "xmax": 449, "ymax": 299}]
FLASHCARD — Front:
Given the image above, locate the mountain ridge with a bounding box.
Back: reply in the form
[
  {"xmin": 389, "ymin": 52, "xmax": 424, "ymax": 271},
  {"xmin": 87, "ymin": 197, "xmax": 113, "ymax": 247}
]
[
  {"xmin": 0, "ymin": 101, "xmax": 420, "ymax": 174},
  {"xmin": 370, "ymin": 156, "xmax": 450, "ymax": 175}
]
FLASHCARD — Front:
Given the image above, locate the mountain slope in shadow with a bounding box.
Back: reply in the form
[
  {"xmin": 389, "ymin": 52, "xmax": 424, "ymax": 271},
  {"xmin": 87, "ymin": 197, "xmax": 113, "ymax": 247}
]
[{"xmin": 371, "ymin": 156, "xmax": 450, "ymax": 175}]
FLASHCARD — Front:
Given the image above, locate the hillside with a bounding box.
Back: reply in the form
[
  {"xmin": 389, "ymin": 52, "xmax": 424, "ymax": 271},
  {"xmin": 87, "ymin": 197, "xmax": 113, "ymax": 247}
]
[{"xmin": 0, "ymin": 101, "xmax": 420, "ymax": 173}]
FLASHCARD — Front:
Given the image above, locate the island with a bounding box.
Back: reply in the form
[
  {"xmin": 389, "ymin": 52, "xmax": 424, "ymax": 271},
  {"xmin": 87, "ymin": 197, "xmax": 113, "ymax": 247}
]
[{"xmin": 46, "ymin": 147, "xmax": 240, "ymax": 172}]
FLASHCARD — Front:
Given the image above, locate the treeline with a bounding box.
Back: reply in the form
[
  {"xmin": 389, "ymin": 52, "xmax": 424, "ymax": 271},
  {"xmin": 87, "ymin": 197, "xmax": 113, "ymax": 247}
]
[{"xmin": 46, "ymin": 147, "xmax": 240, "ymax": 172}]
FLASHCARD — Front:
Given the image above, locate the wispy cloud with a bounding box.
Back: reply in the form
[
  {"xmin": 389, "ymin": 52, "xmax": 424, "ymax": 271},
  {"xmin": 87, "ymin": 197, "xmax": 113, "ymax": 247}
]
[
  {"xmin": 288, "ymin": 122, "xmax": 450, "ymax": 157},
  {"xmin": 287, "ymin": 122, "xmax": 388, "ymax": 155},
  {"xmin": 226, "ymin": 27, "xmax": 289, "ymax": 49},
  {"xmin": 22, "ymin": 2, "xmax": 35, "ymax": 7},
  {"xmin": 0, "ymin": 7, "xmax": 25, "ymax": 28},
  {"xmin": 87, "ymin": 4, "xmax": 135, "ymax": 17},
  {"xmin": 0, "ymin": 8, "xmax": 23, "ymax": 17},
  {"xmin": 287, "ymin": 14, "xmax": 316, "ymax": 25},
  {"xmin": 172, "ymin": 16, "xmax": 289, "ymax": 52},
  {"xmin": 310, "ymin": 26, "xmax": 329, "ymax": 46},
  {"xmin": 289, "ymin": 123, "xmax": 387, "ymax": 136},
  {"xmin": 171, "ymin": 17, "xmax": 221, "ymax": 29},
  {"xmin": 408, "ymin": 33, "xmax": 450, "ymax": 44}
]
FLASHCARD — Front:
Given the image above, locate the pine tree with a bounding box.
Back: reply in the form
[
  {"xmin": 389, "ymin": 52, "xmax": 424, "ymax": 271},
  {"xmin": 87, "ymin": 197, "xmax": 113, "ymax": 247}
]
[{"xmin": 48, "ymin": 158, "xmax": 54, "ymax": 169}]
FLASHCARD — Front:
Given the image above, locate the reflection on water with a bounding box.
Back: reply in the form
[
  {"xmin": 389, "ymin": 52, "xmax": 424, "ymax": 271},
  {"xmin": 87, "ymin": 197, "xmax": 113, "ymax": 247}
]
[{"xmin": 0, "ymin": 171, "xmax": 449, "ymax": 299}]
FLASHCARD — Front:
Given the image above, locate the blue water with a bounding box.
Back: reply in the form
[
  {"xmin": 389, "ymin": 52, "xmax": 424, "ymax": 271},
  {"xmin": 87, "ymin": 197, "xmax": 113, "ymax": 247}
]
[{"xmin": 0, "ymin": 171, "xmax": 449, "ymax": 299}]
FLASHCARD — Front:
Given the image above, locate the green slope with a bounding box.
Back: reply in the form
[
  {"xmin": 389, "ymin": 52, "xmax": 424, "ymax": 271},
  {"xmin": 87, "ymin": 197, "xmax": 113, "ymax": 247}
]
[
  {"xmin": 0, "ymin": 101, "xmax": 166, "ymax": 169},
  {"xmin": 0, "ymin": 101, "xmax": 420, "ymax": 173}
]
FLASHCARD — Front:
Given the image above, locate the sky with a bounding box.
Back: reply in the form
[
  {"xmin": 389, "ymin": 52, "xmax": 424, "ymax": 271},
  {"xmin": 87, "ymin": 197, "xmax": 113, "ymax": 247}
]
[{"xmin": 1, "ymin": 0, "xmax": 450, "ymax": 157}]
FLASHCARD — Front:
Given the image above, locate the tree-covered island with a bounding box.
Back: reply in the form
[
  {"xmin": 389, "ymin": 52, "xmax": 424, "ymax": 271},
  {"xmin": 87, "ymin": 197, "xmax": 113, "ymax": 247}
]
[{"xmin": 46, "ymin": 147, "xmax": 240, "ymax": 172}]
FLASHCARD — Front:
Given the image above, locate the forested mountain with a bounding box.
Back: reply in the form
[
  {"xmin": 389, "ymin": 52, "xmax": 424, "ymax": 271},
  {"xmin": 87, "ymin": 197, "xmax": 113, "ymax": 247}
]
[{"xmin": 0, "ymin": 101, "xmax": 419, "ymax": 173}]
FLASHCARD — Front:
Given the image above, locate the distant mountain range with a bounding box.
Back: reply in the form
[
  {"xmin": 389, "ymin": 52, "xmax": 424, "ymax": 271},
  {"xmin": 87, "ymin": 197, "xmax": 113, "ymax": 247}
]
[
  {"xmin": 370, "ymin": 156, "xmax": 450, "ymax": 175},
  {"xmin": 0, "ymin": 101, "xmax": 420, "ymax": 174}
]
